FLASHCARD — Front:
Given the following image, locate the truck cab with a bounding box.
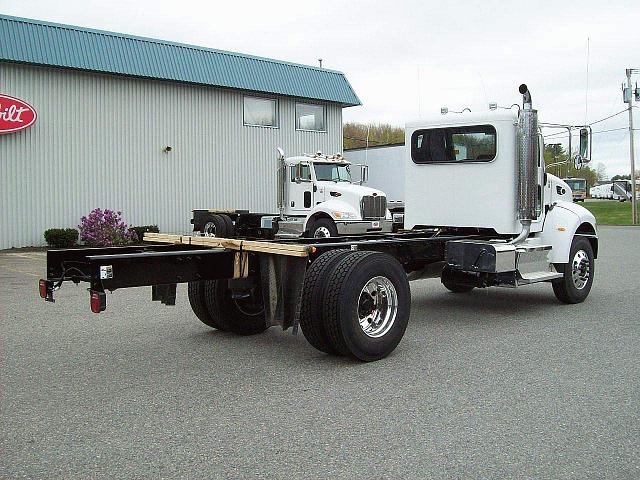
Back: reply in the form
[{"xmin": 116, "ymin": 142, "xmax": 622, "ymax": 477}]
[
  {"xmin": 404, "ymin": 86, "xmax": 597, "ymax": 292},
  {"xmin": 278, "ymin": 152, "xmax": 393, "ymax": 237},
  {"xmin": 191, "ymin": 151, "xmax": 394, "ymax": 239}
]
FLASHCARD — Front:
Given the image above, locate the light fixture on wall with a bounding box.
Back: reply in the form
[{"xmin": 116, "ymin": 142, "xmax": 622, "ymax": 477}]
[{"xmin": 164, "ymin": 146, "xmax": 173, "ymax": 153}]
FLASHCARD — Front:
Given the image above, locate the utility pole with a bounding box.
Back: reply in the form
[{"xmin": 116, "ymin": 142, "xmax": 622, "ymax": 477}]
[{"xmin": 624, "ymin": 69, "xmax": 638, "ymax": 224}]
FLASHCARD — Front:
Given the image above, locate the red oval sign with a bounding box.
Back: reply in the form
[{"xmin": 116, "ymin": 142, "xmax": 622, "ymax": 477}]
[{"xmin": 0, "ymin": 94, "xmax": 37, "ymax": 134}]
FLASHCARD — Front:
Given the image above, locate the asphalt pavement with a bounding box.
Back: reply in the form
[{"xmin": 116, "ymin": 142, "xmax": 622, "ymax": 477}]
[{"xmin": 1, "ymin": 226, "xmax": 638, "ymax": 479}]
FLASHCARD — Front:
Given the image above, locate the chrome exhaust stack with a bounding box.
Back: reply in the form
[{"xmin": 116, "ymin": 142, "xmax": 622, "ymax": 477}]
[
  {"xmin": 511, "ymin": 84, "xmax": 539, "ymax": 244},
  {"xmin": 276, "ymin": 148, "xmax": 286, "ymax": 220}
]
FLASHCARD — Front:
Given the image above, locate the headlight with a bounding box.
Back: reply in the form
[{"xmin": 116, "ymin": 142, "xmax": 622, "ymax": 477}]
[{"xmin": 332, "ymin": 211, "xmax": 358, "ymax": 219}]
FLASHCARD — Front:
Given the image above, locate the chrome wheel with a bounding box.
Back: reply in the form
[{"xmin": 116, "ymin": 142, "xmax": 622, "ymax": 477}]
[
  {"xmin": 571, "ymin": 249, "xmax": 590, "ymax": 290},
  {"xmin": 357, "ymin": 276, "xmax": 398, "ymax": 338},
  {"xmin": 314, "ymin": 226, "xmax": 331, "ymax": 238},
  {"xmin": 203, "ymin": 221, "xmax": 216, "ymax": 237}
]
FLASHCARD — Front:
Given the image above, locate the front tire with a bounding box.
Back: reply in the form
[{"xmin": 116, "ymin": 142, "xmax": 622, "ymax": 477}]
[
  {"xmin": 322, "ymin": 251, "xmax": 410, "ymax": 361},
  {"xmin": 552, "ymin": 236, "xmax": 594, "ymax": 304},
  {"xmin": 310, "ymin": 218, "xmax": 338, "ymax": 238}
]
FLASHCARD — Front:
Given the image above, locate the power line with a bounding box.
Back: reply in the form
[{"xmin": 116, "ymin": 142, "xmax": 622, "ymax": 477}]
[
  {"xmin": 542, "ymin": 106, "xmax": 639, "ymax": 139},
  {"xmin": 589, "ymin": 108, "xmax": 630, "ymax": 126},
  {"xmin": 542, "ymin": 126, "xmax": 634, "ymax": 142}
]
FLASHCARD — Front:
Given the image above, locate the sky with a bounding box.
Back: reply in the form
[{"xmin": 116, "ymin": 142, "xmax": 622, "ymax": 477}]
[{"xmin": 1, "ymin": 0, "xmax": 638, "ymax": 176}]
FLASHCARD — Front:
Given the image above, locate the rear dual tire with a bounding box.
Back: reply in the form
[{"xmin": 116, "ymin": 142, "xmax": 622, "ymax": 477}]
[
  {"xmin": 202, "ymin": 214, "xmax": 234, "ymax": 238},
  {"xmin": 298, "ymin": 249, "xmax": 352, "ymax": 354},
  {"xmin": 188, "ymin": 281, "xmax": 225, "ymax": 330},
  {"xmin": 187, "ymin": 279, "xmax": 268, "ymax": 335},
  {"xmin": 299, "ymin": 250, "xmax": 410, "ymax": 361}
]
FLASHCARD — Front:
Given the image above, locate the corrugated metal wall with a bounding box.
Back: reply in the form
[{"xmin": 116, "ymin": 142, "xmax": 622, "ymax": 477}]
[{"xmin": 0, "ymin": 62, "xmax": 343, "ymax": 248}]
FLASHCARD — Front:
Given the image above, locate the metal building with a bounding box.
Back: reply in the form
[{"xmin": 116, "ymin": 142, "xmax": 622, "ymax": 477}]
[{"xmin": 0, "ymin": 15, "xmax": 360, "ymax": 249}]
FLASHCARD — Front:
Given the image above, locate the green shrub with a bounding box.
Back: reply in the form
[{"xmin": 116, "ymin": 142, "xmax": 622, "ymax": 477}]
[
  {"xmin": 128, "ymin": 225, "xmax": 160, "ymax": 243},
  {"xmin": 44, "ymin": 228, "xmax": 79, "ymax": 248}
]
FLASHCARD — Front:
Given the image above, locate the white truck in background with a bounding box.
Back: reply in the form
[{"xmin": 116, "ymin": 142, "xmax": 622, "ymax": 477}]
[
  {"xmin": 590, "ymin": 180, "xmax": 640, "ymax": 201},
  {"xmin": 191, "ymin": 152, "xmax": 396, "ymax": 239},
  {"xmin": 344, "ymin": 143, "xmax": 406, "ymax": 209}
]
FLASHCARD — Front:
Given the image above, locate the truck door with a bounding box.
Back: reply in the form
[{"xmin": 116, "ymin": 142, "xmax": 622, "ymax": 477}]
[{"xmin": 288, "ymin": 162, "xmax": 313, "ymax": 213}]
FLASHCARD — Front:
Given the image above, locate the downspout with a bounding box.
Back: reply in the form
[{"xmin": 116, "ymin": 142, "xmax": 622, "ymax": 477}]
[{"xmin": 276, "ymin": 148, "xmax": 286, "ymax": 220}]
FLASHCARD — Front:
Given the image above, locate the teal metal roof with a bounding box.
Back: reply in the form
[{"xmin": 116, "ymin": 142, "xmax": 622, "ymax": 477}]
[{"xmin": 0, "ymin": 15, "xmax": 361, "ymax": 107}]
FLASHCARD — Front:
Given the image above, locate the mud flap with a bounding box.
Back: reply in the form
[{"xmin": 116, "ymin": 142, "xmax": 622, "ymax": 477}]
[{"xmin": 259, "ymin": 254, "xmax": 307, "ymax": 330}]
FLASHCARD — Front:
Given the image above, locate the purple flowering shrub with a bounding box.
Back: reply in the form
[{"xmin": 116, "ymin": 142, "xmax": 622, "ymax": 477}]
[{"xmin": 78, "ymin": 209, "xmax": 135, "ymax": 246}]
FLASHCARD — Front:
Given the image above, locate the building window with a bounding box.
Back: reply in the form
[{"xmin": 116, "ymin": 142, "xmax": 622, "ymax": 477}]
[
  {"xmin": 295, "ymin": 103, "xmax": 325, "ymax": 131},
  {"xmin": 243, "ymin": 96, "xmax": 278, "ymax": 127},
  {"xmin": 411, "ymin": 125, "xmax": 496, "ymax": 164}
]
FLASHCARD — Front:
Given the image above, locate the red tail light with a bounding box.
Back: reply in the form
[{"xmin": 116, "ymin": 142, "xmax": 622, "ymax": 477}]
[
  {"xmin": 39, "ymin": 279, "xmax": 47, "ymax": 298},
  {"xmin": 90, "ymin": 290, "xmax": 106, "ymax": 313}
]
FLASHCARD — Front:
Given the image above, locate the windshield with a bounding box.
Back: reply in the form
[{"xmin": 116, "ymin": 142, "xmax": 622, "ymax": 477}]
[
  {"xmin": 314, "ymin": 163, "xmax": 352, "ymax": 182},
  {"xmin": 614, "ymin": 180, "xmax": 631, "ymax": 192},
  {"xmin": 565, "ymin": 179, "xmax": 586, "ymax": 190}
]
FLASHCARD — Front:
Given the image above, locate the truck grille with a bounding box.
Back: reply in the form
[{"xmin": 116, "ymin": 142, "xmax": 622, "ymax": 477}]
[{"xmin": 361, "ymin": 195, "xmax": 387, "ymax": 219}]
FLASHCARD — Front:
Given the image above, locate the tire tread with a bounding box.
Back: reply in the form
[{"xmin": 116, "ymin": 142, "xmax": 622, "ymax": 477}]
[
  {"xmin": 322, "ymin": 251, "xmax": 378, "ymax": 356},
  {"xmin": 299, "ymin": 250, "xmax": 351, "ymax": 354},
  {"xmin": 187, "ymin": 281, "xmax": 223, "ymax": 330}
]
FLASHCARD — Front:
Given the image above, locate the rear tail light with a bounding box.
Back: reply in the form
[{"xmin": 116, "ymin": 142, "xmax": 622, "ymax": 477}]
[
  {"xmin": 39, "ymin": 279, "xmax": 54, "ymax": 302},
  {"xmin": 90, "ymin": 290, "xmax": 106, "ymax": 313}
]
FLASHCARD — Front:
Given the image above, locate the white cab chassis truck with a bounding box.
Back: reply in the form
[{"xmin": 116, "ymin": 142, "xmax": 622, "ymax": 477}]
[
  {"xmin": 191, "ymin": 152, "xmax": 394, "ymax": 240},
  {"xmin": 40, "ymin": 85, "xmax": 597, "ymax": 362}
]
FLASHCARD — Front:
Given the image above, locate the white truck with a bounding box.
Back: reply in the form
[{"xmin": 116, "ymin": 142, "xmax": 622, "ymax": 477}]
[
  {"xmin": 40, "ymin": 84, "xmax": 598, "ymax": 362},
  {"xmin": 191, "ymin": 152, "xmax": 395, "ymax": 239}
]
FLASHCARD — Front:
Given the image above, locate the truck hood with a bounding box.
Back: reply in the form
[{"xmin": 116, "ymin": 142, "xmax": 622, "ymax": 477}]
[
  {"xmin": 555, "ymin": 200, "xmax": 596, "ymax": 227},
  {"xmin": 316, "ymin": 181, "xmax": 386, "ymax": 198},
  {"xmin": 315, "ymin": 181, "xmax": 388, "ymax": 219}
]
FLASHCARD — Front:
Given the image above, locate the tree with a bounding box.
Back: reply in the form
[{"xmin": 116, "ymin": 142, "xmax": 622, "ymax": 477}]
[
  {"xmin": 611, "ymin": 174, "xmax": 629, "ymax": 181},
  {"xmin": 543, "ymin": 144, "xmax": 597, "ymax": 188},
  {"xmin": 343, "ymin": 122, "xmax": 404, "ymax": 149},
  {"xmin": 596, "ymin": 163, "xmax": 608, "ymax": 182}
]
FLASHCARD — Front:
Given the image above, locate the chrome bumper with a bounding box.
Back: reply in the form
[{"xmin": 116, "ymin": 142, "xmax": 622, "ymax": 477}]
[{"xmin": 335, "ymin": 219, "xmax": 393, "ymax": 235}]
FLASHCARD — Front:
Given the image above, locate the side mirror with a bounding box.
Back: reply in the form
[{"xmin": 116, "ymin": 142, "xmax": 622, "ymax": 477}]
[
  {"xmin": 579, "ymin": 128, "xmax": 590, "ymax": 163},
  {"xmin": 276, "ymin": 147, "xmax": 285, "ymax": 161}
]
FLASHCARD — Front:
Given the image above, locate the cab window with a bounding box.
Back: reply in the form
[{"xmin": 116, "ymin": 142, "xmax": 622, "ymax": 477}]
[
  {"xmin": 290, "ymin": 164, "xmax": 311, "ymax": 182},
  {"xmin": 411, "ymin": 125, "xmax": 496, "ymax": 164}
]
